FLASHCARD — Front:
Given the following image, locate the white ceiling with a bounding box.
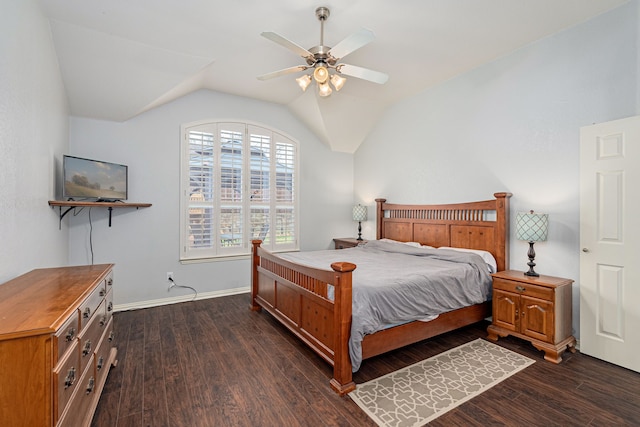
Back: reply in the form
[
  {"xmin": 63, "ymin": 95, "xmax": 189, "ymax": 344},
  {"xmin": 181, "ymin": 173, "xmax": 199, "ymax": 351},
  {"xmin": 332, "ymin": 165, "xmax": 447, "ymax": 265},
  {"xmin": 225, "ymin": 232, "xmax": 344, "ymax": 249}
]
[{"xmin": 40, "ymin": 0, "xmax": 628, "ymax": 152}]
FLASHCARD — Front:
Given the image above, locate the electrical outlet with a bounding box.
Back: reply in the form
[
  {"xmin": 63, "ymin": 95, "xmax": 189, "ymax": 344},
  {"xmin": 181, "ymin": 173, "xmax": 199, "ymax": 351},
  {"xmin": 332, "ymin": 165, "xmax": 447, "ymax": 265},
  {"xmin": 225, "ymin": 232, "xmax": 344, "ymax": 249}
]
[{"xmin": 166, "ymin": 272, "xmax": 174, "ymax": 283}]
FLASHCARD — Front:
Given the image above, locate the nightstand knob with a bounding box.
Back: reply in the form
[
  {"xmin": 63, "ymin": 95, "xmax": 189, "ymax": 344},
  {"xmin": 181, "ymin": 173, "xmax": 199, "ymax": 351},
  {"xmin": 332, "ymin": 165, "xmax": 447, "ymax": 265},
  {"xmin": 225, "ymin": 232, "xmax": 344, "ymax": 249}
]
[
  {"xmin": 515, "ymin": 285, "xmax": 526, "ymax": 292},
  {"xmin": 582, "ymin": 248, "xmax": 590, "ymax": 253}
]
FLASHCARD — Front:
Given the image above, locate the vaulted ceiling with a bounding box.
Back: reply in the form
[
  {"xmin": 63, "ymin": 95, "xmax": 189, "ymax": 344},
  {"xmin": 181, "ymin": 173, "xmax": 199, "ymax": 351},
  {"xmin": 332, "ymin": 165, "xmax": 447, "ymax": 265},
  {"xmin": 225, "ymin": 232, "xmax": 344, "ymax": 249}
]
[{"xmin": 39, "ymin": 0, "xmax": 628, "ymax": 152}]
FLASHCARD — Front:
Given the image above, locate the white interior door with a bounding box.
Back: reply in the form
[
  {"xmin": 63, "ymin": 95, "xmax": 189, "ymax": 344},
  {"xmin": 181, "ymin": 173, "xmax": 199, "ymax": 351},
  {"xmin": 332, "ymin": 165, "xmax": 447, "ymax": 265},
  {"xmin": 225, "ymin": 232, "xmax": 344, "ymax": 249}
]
[{"xmin": 580, "ymin": 115, "xmax": 640, "ymax": 372}]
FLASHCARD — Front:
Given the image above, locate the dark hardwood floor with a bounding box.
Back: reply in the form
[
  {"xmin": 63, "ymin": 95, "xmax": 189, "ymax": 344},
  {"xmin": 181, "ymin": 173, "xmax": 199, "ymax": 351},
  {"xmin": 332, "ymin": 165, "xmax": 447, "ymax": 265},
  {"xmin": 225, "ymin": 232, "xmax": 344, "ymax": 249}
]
[{"xmin": 92, "ymin": 294, "xmax": 640, "ymax": 426}]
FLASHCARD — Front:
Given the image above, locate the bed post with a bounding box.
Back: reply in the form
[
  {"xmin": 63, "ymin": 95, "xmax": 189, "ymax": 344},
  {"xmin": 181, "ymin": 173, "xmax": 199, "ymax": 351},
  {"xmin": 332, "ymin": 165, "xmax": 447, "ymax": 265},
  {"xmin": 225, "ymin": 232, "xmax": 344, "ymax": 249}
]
[
  {"xmin": 375, "ymin": 198, "xmax": 386, "ymax": 240},
  {"xmin": 493, "ymin": 192, "xmax": 512, "ymax": 272},
  {"xmin": 250, "ymin": 240, "xmax": 262, "ymax": 311},
  {"xmin": 329, "ymin": 261, "xmax": 357, "ymax": 396}
]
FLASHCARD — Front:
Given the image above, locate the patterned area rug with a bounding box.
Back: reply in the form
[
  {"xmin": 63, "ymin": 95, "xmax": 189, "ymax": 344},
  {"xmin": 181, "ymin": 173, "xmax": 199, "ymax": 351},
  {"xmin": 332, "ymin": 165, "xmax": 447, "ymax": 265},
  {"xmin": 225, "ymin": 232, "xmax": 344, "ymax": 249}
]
[{"xmin": 349, "ymin": 338, "xmax": 534, "ymax": 426}]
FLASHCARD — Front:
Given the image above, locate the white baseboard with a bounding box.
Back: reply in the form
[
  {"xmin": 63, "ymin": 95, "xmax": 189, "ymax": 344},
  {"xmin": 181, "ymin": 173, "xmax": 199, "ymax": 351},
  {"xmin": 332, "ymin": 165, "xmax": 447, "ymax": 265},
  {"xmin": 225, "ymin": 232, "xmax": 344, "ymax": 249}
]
[{"xmin": 113, "ymin": 286, "xmax": 250, "ymax": 312}]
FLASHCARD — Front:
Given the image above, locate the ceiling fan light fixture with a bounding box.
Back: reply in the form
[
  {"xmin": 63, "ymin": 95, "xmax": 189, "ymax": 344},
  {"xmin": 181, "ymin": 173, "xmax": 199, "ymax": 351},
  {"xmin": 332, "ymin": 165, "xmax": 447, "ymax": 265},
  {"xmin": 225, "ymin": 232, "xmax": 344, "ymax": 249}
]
[
  {"xmin": 330, "ymin": 74, "xmax": 346, "ymax": 91},
  {"xmin": 296, "ymin": 74, "xmax": 312, "ymax": 91},
  {"xmin": 318, "ymin": 81, "xmax": 332, "ymax": 97},
  {"xmin": 259, "ymin": 7, "xmax": 388, "ymax": 97},
  {"xmin": 313, "ymin": 65, "xmax": 329, "ymax": 83}
]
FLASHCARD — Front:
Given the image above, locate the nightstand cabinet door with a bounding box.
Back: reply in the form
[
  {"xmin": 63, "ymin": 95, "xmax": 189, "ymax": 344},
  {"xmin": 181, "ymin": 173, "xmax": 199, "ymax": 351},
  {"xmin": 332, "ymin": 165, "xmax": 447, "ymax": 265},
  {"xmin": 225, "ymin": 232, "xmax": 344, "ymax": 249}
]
[
  {"xmin": 520, "ymin": 294, "xmax": 554, "ymax": 343},
  {"xmin": 493, "ymin": 289, "xmax": 518, "ymax": 333}
]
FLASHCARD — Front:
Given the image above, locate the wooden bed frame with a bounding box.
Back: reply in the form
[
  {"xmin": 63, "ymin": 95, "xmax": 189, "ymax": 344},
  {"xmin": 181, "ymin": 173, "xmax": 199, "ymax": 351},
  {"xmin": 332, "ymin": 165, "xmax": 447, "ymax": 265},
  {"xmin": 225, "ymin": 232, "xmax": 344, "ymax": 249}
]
[{"xmin": 250, "ymin": 192, "xmax": 511, "ymax": 395}]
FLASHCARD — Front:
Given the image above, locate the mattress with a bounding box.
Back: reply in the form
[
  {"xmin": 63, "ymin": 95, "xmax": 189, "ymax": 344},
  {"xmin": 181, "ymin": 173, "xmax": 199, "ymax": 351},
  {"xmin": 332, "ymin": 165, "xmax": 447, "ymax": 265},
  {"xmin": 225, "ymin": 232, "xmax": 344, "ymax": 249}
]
[{"xmin": 277, "ymin": 239, "xmax": 493, "ymax": 371}]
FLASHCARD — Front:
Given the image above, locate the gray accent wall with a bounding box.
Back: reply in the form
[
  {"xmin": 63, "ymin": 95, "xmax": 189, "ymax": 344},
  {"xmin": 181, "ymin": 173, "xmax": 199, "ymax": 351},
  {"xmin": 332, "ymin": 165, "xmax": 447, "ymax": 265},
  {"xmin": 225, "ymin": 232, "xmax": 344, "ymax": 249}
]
[{"xmin": 354, "ymin": 1, "xmax": 639, "ymax": 338}]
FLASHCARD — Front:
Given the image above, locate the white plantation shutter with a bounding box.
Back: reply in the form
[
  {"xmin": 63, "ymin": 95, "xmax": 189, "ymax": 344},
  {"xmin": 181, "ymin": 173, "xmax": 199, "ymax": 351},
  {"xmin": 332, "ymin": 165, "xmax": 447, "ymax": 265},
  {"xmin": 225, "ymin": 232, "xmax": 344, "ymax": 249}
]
[
  {"xmin": 180, "ymin": 121, "xmax": 299, "ymax": 260},
  {"xmin": 274, "ymin": 135, "xmax": 296, "ymax": 245}
]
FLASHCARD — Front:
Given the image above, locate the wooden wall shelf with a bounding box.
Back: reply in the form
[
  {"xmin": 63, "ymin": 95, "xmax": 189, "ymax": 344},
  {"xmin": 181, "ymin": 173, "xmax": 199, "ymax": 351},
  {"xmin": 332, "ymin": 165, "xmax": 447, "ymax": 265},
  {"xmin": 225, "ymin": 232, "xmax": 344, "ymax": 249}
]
[{"xmin": 48, "ymin": 200, "xmax": 152, "ymax": 227}]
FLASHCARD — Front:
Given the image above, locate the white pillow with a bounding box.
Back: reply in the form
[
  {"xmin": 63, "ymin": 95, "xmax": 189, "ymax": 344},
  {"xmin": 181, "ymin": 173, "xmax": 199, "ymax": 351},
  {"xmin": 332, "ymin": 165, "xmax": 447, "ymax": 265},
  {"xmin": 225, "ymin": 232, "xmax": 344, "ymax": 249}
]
[
  {"xmin": 379, "ymin": 238, "xmax": 423, "ymax": 247},
  {"xmin": 438, "ymin": 247, "xmax": 497, "ymax": 273}
]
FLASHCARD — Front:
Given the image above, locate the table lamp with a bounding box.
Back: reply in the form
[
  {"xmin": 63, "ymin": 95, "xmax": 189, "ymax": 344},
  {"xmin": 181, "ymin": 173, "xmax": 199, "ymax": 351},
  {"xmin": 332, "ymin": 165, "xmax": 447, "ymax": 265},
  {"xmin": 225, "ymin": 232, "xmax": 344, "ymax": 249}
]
[
  {"xmin": 352, "ymin": 204, "xmax": 367, "ymax": 241},
  {"xmin": 516, "ymin": 210, "xmax": 549, "ymax": 277}
]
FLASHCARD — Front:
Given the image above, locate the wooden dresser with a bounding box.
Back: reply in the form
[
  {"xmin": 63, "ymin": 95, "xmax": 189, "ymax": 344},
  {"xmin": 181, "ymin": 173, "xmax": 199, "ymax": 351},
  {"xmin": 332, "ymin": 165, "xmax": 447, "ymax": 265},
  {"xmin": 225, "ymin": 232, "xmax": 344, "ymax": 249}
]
[{"xmin": 0, "ymin": 264, "xmax": 117, "ymax": 427}]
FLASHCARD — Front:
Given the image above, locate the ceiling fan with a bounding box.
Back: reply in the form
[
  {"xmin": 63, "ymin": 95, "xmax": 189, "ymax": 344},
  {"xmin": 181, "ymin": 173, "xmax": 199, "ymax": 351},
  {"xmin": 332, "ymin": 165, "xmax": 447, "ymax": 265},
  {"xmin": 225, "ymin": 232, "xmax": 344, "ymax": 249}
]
[{"xmin": 257, "ymin": 6, "xmax": 389, "ymax": 97}]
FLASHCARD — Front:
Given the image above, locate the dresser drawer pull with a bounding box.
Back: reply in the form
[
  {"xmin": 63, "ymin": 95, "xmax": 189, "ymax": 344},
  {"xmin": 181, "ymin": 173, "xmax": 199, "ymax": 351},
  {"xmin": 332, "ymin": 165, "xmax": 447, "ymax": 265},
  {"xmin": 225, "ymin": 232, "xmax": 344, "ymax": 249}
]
[
  {"xmin": 108, "ymin": 331, "xmax": 115, "ymax": 342},
  {"xmin": 99, "ymin": 289, "xmax": 106, "ymax": 297},
  {"xmin": 83, "ymin": 307, "xmax": 91, "ymax": 318},
  {"xmin": 97, "ymin": 356, "xmax": 104, "ymax": 371},
  {"xmin": 82, "ymin": 340, "xmax": 92, "ymax": 356},
  {"xmin": 107, "ymin": 302, "xmax": 113, "ymax": 312},
  {"xmin": 86, "ymin": 377, "xmax": 95, "ymax": 394},
  {"xmin": 99, "ymin": 316, "xmax": 107, "ymax": 327},
  {"xmin": 515, "ymin": 285, "xmax": 526, "ymax": 292},
  {"xmin": 65, "ymin": 327, "xmax": 76, "ymax": 342},
  {"xmin": 107, "ymin": 278, "xmax": 113, "ymax": 287},
  {"xmin": 64, "ymin": 367, "xmax": 76, "ymax": 388}
]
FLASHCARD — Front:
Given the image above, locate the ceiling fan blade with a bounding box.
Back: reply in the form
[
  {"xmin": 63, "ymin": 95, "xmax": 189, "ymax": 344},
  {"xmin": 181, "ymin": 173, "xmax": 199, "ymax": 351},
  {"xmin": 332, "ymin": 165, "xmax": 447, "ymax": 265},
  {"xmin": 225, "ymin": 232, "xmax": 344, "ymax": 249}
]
[
  {"xmin": 338, "ymin": 64, "xmax": 389, "ymax": 85},
  {"xmin": 257, "ymin": 65, "xmax": 308, "ymax": 81},
  {"xmin": 261, "ymin": 32, "xmax": 314, "ymax": 60},
  {"xmin": 329, "ymin": 28, "xmax": 375, "ymax": 60}
]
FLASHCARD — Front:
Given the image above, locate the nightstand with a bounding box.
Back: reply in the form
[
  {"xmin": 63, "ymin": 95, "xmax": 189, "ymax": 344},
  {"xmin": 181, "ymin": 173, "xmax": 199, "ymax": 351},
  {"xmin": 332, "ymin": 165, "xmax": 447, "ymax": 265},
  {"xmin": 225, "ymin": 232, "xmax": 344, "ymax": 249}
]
[
  {"xmin": 333, "ymin": 237, "xmax": 366, "ymax": 249},
  {"xmin": 487, "ymin": 270, "xmax": 576, "ymax": 363}
]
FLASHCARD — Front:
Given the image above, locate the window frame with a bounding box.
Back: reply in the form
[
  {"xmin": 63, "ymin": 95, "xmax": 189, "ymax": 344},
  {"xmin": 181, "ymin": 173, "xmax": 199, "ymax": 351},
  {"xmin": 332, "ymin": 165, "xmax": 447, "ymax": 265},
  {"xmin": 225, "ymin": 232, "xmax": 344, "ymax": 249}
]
[{"xmin": 179, "ymin": 119, "xmax": 299, "ymax": 261}]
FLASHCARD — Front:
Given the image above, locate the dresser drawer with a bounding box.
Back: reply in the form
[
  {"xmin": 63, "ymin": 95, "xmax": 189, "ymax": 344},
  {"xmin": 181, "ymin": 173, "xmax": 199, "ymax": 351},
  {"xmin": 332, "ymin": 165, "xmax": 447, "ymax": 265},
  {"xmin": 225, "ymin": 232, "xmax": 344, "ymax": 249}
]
[
  {"xmin": 105, "ymin": 270, "xmax": 113, "ymax": 292},
  {"xmin": 105, "ymin": 288, "xmax": 114, "ymax": 323},
  {"xmin": 79, "ymin": 300, "xmax": 108, "ymax": 374},
  {"xmin": 54, "ymin": 312, "xmax": 80, "ymax": 362},
  {"xmin": 94, "ymin": 318, "xmax": 115, "ymax": 388},
  {"xmin": 57, "ymin": 354, "xmax": 97, "ymax": 427},
  {"xmin": 493, "ymin": 277, "xmax": 554, "ymax": 301},
  {"xmin": 79, "ymin": 284, "xmax": 106, "ymax": 330},
  {"xmin": 53, "ymin": 341, "xmax": 80, "ymax": 423}
]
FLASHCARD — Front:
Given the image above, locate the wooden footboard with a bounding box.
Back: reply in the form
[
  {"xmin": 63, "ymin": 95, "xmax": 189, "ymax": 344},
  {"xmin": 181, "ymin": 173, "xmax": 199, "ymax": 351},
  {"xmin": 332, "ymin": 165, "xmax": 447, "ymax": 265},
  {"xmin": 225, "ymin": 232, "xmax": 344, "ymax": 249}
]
[
  {"xmin": 361, "ymin": 301, "xmax": 491, "ymax": 359},
  {"xmin": 250, "ymin": 240, "xmax": 357, "ymax": 395}
]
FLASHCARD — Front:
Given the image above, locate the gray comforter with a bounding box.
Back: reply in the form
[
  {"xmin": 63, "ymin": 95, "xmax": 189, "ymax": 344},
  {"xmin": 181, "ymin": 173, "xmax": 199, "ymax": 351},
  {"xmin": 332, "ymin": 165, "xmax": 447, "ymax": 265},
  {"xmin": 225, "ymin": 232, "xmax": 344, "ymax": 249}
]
[{"xmin": 277, "ymin": 240, "xmax": 492, "ymax": 372}]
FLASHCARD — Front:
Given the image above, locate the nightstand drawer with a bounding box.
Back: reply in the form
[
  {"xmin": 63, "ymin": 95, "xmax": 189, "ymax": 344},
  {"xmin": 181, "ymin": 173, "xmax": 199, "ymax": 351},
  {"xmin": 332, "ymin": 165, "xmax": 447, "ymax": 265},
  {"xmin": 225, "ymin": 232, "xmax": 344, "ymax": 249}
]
[{"xmin": 493, "ymin": 277, "xmax": 553, "ymax": 301}]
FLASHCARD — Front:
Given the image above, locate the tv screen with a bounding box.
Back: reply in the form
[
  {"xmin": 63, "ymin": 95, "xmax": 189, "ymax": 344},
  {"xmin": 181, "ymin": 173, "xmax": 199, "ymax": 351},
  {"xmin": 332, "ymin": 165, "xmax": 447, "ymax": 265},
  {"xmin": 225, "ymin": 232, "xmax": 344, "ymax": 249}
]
[{"xmin": 63, "ymin": 155, "xmax": 128, "ymax": 201}]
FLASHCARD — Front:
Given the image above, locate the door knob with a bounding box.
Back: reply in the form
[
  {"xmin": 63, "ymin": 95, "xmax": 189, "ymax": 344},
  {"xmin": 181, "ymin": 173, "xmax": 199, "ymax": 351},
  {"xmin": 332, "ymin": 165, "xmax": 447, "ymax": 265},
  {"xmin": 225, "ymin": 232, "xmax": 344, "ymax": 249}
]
[{"xmin": 582, "ymin": 248, "xmax": 590, "ymax": 253}]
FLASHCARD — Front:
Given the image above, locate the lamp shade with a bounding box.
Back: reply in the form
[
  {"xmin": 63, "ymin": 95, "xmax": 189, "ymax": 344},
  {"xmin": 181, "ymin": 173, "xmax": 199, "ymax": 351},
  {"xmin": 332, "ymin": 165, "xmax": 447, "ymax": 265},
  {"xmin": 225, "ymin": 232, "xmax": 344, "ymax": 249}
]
[
  {"xmin": 352, "ymin": 204, "xmax": 367, "ymax": 222},
  {"xmin": 296, "ymin": 74, "xmax": 312, "ymax": 91},
  {"xmin": 516, "ymin": 211, "xmax": 548, "ymax": 242},
  {"xmin": 318, "ymin": 81, "xmax": 332, "ymax": 97},
  {"xmin": 313, "ymin": 66, "xmax": 329, "ymax": 83},
  {"xmin": 330, "ymin": 74, "xmax": 346, "ymax": 91}
]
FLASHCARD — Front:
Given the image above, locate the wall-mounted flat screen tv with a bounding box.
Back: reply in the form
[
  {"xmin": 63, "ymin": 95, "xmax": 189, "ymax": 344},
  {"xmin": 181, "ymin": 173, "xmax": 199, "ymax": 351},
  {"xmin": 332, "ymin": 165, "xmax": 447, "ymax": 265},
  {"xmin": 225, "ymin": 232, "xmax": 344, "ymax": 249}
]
[{"xmin": 63, "ymin": 155, "xmax": 128, "ymax": 201}]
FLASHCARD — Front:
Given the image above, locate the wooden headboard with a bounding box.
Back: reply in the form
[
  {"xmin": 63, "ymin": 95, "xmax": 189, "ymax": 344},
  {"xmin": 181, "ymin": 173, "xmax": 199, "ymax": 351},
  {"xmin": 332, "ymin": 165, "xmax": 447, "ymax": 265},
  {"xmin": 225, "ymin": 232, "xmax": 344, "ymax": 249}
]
[{"xmin": 375, "ymin": 192, "xmax": 512, "ymax": 272}]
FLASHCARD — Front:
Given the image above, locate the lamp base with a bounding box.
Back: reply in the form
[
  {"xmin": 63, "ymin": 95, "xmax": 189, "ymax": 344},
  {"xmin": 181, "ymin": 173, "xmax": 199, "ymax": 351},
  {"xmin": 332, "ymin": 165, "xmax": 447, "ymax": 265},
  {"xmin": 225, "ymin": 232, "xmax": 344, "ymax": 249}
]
[
  {"xmin": 524, "ymin": 241, "xmax": 539, "ymax": 277},
  {"xmin": 356, "ymin": 221, "xmax": 363, "ymax": 241}
]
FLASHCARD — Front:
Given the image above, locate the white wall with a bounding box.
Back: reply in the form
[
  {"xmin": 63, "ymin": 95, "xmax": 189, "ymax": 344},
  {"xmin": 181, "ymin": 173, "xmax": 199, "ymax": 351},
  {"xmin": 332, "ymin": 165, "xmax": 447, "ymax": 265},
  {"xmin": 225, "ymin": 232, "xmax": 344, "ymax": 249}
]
[
  {"xmin": 355, "ymin": 2, "xmax": 639, "ymax": 338},
  {"xmin": 68, "ymin": 89, "xmax": 353, "ymax": 307},
  {"xmin": 0, "ymin": 0, "xmax": 69, "ymax": 283}
]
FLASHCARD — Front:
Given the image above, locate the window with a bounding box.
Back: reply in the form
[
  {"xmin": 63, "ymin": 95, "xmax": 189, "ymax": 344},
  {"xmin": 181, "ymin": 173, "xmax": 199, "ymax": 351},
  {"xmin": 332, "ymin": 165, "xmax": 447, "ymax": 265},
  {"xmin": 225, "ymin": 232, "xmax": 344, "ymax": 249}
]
[{"xmin": 180, "ymin": 121, "xmax": 299, "ymax": 260}]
